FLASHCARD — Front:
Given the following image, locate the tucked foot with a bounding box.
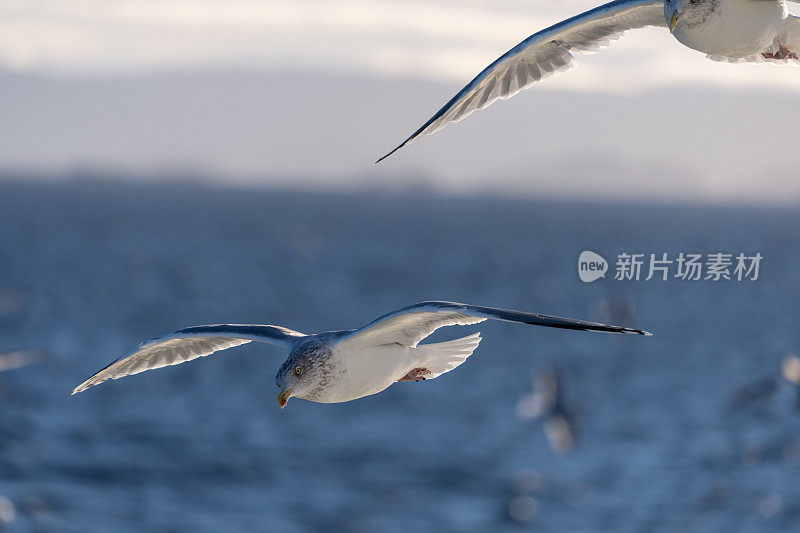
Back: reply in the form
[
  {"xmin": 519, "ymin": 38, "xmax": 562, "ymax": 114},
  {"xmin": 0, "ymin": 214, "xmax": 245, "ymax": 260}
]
[
  {"xmin": 763, "ymin": 45, "xmax": 798, "ymax": 61},
  {"xmin": 397, "ymin": 367, "xmax": 431, "ymax": 382}
]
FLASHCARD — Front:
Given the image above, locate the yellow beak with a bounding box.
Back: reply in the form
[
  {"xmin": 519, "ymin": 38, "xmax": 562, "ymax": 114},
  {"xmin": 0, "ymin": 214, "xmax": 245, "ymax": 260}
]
[
  {"xmin": 669, "ymin": 12, "xmax": 681, "ymax": 33},
  {"xmin": 278, "ymin": 387, "xmax": 293, "ymax": 409}
]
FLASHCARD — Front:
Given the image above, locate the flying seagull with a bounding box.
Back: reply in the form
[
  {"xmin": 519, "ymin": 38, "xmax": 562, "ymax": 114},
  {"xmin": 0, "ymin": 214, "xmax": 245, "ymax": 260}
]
[
  {"xmin": 517, "ymin": 365, "xmax": 578, "ymax": 456},
  {"xmin": 376, "ymin": 0, "xmax": 799, "ymax": 162},
  {"xmin": 71, "ymin": 301, "xmax": 651, "ymax": 407}
]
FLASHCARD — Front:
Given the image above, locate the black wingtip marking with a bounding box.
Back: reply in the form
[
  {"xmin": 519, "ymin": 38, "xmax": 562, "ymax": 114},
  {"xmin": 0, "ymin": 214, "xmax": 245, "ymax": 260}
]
[
  {"xmin": 619, "ymin": 328, "xmax": 652, "ymax": 336},
  {"xmin": 575, "ymin": 324, "xmax": 652, "ymax": 336},
  {"xmin": 375, "ymin": 142, "xmax": 406, "ymax": 164},
  {"xmin": 582, "ymin": 323, "xmax": 652, "ymax": 336}
]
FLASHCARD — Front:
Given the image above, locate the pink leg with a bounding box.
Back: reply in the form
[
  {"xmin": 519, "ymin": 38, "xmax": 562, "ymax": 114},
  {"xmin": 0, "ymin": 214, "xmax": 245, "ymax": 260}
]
[
  {"xmin": 763, "ymin": 45, "xmax": 798, "ymax": 61},
  {"xmin": 397, "ymin": 367, "xmax": 431, "ymax": 382}
]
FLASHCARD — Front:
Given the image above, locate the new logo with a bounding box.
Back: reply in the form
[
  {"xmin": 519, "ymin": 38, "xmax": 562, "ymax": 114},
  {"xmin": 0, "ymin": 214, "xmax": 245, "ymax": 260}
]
[{"xmin": 578, "ymin": 251, "xmax": 608, "ymax": 283}]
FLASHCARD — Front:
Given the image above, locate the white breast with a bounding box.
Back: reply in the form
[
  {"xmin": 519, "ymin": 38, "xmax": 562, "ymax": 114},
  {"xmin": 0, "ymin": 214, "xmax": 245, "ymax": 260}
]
[
  {"xmin": 317, "ymin": 343, "xmax": 416, "ymax": 403},
  {"xmin": 672, "ymin": 0, "xmax": 786, "ymax": 58}
]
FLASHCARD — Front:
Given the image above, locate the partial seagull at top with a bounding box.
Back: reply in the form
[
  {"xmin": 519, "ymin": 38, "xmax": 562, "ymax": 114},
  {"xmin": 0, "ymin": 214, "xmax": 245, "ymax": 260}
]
[
  {"xmin": 71, "ymin": 301, "xmax": 651, "ymax": 408},
  {"xmin": 376, "ymin": 0, "xmax": 799, "ymax": 163}
]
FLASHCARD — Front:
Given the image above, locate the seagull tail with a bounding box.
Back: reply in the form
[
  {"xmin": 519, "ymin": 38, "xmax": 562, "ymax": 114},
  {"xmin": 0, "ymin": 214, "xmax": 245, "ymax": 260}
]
[{"xmin": 412, "ymin": 333, "xmax": 482, "ymax": 380}]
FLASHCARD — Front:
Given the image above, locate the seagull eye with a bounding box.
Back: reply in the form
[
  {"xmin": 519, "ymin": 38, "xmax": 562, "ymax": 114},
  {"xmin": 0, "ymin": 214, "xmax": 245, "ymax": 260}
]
[{"xmin": 294, "ymin": 366, "xmax": 303, "ymax": 376}]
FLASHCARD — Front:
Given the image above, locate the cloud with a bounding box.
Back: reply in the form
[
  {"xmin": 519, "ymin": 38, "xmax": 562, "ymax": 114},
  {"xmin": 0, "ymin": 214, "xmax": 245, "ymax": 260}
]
[{"xmin": 1, "ymin": 0, "xmax": 798, "ymax": 94}]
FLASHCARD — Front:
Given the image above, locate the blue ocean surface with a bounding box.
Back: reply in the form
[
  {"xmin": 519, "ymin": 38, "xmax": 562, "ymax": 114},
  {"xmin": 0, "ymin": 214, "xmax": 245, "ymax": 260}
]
[{"xmin": 0, "ymin": 179, "xmax": 799, "ymax": 531}]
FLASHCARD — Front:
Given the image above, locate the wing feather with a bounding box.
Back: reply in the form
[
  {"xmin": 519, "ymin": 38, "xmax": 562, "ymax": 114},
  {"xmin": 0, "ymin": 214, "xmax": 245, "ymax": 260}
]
[
  {"xmin": 340, "ymin": 301, "xmax": 651, "ymax": 349},
  {"xmin": 376, "ymin": 0, "xmax": 666, "ymax": 162},
  {"xmin": 71, "ymin": 324, "xmax": 305, "ymax": 394}
]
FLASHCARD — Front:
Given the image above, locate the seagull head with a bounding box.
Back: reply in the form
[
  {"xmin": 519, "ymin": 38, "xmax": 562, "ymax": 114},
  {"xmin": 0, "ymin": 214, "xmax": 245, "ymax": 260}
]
[
  {"xmin": 664, "ymin": 0, "xmax": 715, "ymax": 33},
  {"xmin": 274, "ymin": 339, "xmax": 335, "ymax": 408}
]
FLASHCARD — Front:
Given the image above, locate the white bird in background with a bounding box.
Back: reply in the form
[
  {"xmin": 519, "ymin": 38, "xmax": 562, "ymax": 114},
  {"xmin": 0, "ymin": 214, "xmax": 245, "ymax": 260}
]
[
  {"xmin": 377, "ymin": 0, "xmax": 799, "ymax": 162},
  {"xmin": 71, "ymin": 301, "xmax": 650, "ymax": 408},
  {"xmin": 0, "ymin": 351, "xmax": 40, "ymax": 373},
  {"xmin": 517, "ymin": 366, "xmax": 578, "ymax": 456}
]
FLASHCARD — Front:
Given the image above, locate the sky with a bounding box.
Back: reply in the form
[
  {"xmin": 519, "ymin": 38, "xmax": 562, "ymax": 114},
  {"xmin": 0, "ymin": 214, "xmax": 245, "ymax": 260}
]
[
  {"xmin": 3, "ymin": 0, "xmax": 799, "ymax": 91},
  {"xmin": 1, "ymin": 0, "xmax": 799, "ymax": 202}
]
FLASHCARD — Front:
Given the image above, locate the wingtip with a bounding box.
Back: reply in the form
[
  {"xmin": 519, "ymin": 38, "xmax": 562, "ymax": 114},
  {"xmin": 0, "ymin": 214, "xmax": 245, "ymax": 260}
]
[
  {"xmin": 375, "ymin": 139, "xmax": 412, "ymax": 164},
  {"xmin": 70, "ymin": 381, "xmax": 91, "ymax": 395},
  {"xmin": 374, "ymin": 149, "xmax": 396, "ymax": 165},
  {"xmin": 609, "ymin": 325, "xmax": 652, "ymax": 336}
]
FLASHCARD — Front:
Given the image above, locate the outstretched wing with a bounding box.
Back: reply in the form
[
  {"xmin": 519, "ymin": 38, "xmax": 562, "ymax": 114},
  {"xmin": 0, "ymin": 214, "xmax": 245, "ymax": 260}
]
[
  {"xmin": 340, "ymin": 301, "xmax": 651, "ymax": 349},
  {"xmin": 376, "ymin": 0, "xmax": 666, "ymax": 162},
  {"xmin": 71, "ymin": 324, "xmax": 306, "ymax": 394}
]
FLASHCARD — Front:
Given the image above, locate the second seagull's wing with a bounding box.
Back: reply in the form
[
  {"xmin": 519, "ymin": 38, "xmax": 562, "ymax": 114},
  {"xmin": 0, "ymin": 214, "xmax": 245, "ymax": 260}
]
[{"xmin": 377, "ymin": 0, "xmax": 666, "ymax": 162}]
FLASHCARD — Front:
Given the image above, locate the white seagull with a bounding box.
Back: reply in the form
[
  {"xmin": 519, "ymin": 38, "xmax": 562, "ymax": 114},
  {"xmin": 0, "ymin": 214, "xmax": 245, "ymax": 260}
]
[
  {"xmin": 376, "ymin": 0, "xmax": 799, "ymax": 162},
  {"xmin": 71, "ymin": 301, "xmax": 651, "ymax": 407}
]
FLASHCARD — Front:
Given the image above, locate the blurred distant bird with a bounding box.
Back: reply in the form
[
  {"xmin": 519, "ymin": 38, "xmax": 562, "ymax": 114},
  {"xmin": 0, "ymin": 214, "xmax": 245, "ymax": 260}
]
[
  {"xmin": 72, "ymin": 301, "xmax": 650, "ymax": 408},
  {"xmin": 782, "ymin": 355, "xmax": 800, "ymax": 410},
  {"xmin": 517, "ymin": 366, "xmax": 577, "ymax": 455},
  {"xmin": 0, "ymin": 351, "xmax": 40, "ymax": 373},
  {"xmin": 595, "ymin": 293, "xmax": 637, "ymax": 330},
  {"xmin": 377, "ymin": 0, "xmax": 799, "ymax": 162},
  {"xmin": 730, "ymin": 355, "xmax": 800, "ymax": 412},
  {"xmin": 0, "ymin": 289, "xmax": 26, "ymax": 319},
  {"xmin": 782, "ymin": 355, "xmax": 800, "ymax": 386}
]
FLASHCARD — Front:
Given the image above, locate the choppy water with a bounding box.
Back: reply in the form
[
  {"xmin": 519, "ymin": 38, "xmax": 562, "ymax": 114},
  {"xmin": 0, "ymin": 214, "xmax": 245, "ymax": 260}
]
[{"xmin": 1, "ymin": 179, "xmax": 799, "ymax": 531}]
